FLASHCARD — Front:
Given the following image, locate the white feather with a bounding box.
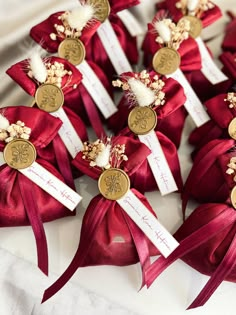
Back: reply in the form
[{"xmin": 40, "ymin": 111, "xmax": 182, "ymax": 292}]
[
  {"xmin": 187, "ymin": 0, "xmax": 199, "ymax": 11},
  {"xmin": 29, "ymin": 52, "xmax": 47, "ymax": 83},
  {"xmin": 0, "ymin": 114, "xmax": 10, "ymax": 130},
  {"xmin": 95, "ymin": 144, "xmax": 111, "ymax": 168},
  {"xmin": 154, "ymin": 20, "xmax": 172, "ymax": 43},
  {"xmin": 128, "ymin": 79, "xmax": 156, "ymax": 107},
  {"xmin": 67, "ymin": 5, "xmax": 94, "ymax": 30}
]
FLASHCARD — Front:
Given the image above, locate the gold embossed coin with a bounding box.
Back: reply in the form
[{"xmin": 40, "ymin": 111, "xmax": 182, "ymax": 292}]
[
  {"xmin": 231, "ymin": 186, "xmax": 236, "ymax": 209},
  {"xmin": 58, "ymin": 38, "xmax": 86, "ymax": 65},
  {"xmin": 128, "ymin": 107, "xmax": 157, "ymax": 135},
  {"xmin": 35, "ymin": 84, "xmax": 64, "ymax": 113},
  {"xmin": 228, "ymin": 117, "xmax": 236, "ymax": 140},
  {"xmin": 152, "ymin": 47, "xmax": 181, "ymax": 75},
  {"xmin": 3, "ymin": 139, "xmax": 36, "ymax": 170},
  {"xmin": 98, "ymin": 168, "xmax": 130, "ymax": 200},
  {"xmin": 179, "ymin": 16, "xmax": 202, "ymax": 39},
  {"xmin": 88, "ymin": 0, "xmax": 110, "ymax": 22}
]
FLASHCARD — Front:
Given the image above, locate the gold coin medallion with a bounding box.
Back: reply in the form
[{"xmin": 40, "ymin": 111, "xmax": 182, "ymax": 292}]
[
  {"xmin": 88, "ymin": 0, "xmax": 110, "ymax": 23},
  {"xmin": 58, "ymin": 38, "xmax": 86, "ymax": 65},
  {"xmin": 128, "ymin": 107, "xmax": 157, "ymax": 135},
  {"xmin": 231, "ymin": 186, "xmax": 236, "ymax": 209},
  {"xmin": 152, "ymin": 47, "xmax": 181, "ymax": 75},
  {"xmin": 35, "ymin": 84, "xmax": 64, "ymax": 113},
  {"xmin": 98, "ymin": 168, "xmax": 130, "ymax": 200},
  {"xmin": 228, "ymin": 117, "xmax": 236, "ymax": 140},
  {"xmin": 3, "ymin": 139, "xmax": 36, "ymax": 170},
  {"xmin": 179, "ymin": 16, "xmax": 203, "ymax": 39}
]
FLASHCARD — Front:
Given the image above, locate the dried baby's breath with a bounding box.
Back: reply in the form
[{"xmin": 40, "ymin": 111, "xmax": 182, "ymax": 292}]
[
  {"xmin": 225, "ymin": 93, "xmax": 236, "ymax": 109},
  {"xmin": 176, "ymin": 0, "xmax": 215, "ymax": 18},
  {"xmin": 0, "ymin": 120, "xmax": 31, "ymax": 143}
]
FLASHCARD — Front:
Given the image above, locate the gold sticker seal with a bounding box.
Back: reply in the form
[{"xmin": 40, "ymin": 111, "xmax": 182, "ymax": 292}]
[
  {"xmin": 34, "ymin": 84, "xmax": 64, "ymax": 113},
  {"xmin": 128, "ymin": 107, "xmax": 157, "ymax": 135},
  {"xmin": 179, "ymin": 16, "xmax": 203, "ymax": 39},
  {"xmin": 3, "ymin": 139, "xmax": 36, "ymax": 170},
  {"xmin": 231, "ymin": 186, "xmax": 236, "ymax": 209},
  {"xmin": 88, "ymin": 0, "xmax": 111, "ymax": 23},
  {"xmin": 152, "ymin": 47, "xmax": 181, "ymax": 75},
  {"xmin": 228, "ymin": 117, "xmax": 236, "ymax": 140},
  {"xmin": 98, "ymin": 168, "xmax": 130, "ymax": 200},
  {"xmin": 58, "ymin": 38, "xmax": 86, "ymax": 66}
]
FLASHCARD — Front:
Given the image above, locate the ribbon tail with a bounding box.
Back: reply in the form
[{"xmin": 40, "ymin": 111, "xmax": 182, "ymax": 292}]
[
  {"xmin": 79, "ymin": 84, "xmax": 106, "ymax": 138},
  {"xmin": 146, "ymin": 208, "xmax": 235, "ymax": 288},
  {"xmin": 187, "ymin": 232, "xmax": 236, "ymax": 310},
  {"xmin": 18, "ymin": 174, "xmax": 49, "ymax": 276},
  {"xmin": 53, "ymin": 135, "xmax": 75, "ymax": 190},
  {"xmin": 122, "ymin": 211, "xmax": 151, "ymax": 289},
  {"xmin": 42, "ymin": 198, "xmax": 112, "ymax": 303}
]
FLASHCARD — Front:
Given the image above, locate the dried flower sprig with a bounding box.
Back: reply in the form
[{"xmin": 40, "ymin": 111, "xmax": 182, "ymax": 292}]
[
  {"xmin": 226, "ymin": 157, "xmax": 236, "ymax": 183},
  {"xmin": 27, "ymin": 57, "xmax": 76, "ymax": 89},
  {"xmin": 225, "ymin": 93, "xmax": 236, "ymax": 109},
  {"xmin": 82, "ymin": 138, "xmax": 128, "ymax": 170},
  {"xmin": 112, "ymin": 70, "xmax": 166, "ymax": 107},
  {"xmin": 154, "ymin": 18, "xmax": 190, "ymax": 50},
  {"xmin": 50, "ymin": 4, "xmax": 95, "ymax": 41},
  {"xmin": 176, "ymin": 0, "xmax": 215, "ymax": 18},
  {"xmin": 0, "ymin": 115, "xmax": 31, "ymax": 143}
]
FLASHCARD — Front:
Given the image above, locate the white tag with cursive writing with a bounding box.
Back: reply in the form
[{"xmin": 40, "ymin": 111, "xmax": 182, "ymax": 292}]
[
  {"xmin": 0, "ymin": 152, "xmax": 5, "ymax": 166},
  {"xmin": 196, "ymin": 37, "xmax": 228, "ymax": 85},
  {"xmin": 117, "ymin": 190, "xmax": 179, "ymax": 257},
  {"xmin": 168, "ymin": 69, "xmax": 210, "ymax": 127},
  {"xmin": 138, "ymin": 131, "xmax": 178, "ymax": 195},
  {"xmin": 20, "ymin": 162, "xmax": 82, "ymax": 211},
  {"xmin": 51, "ymin": 107, "xmax": 83, "ymax": 158},
  {"xmin": 97, "ymin": 19, "xmax": 133, "ymax": 74},
  {"xmin": 77, "ymin": 61, "xmax": 117, "ymax": 119},
  {"xmin": 117, "ymin": 10, "xmax": 144, "ymax": 36}
]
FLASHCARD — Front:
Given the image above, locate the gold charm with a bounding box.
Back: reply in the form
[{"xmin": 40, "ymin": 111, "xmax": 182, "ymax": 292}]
[
  {"xmin": 179, "ymin": 16, "xmax": 202, "ymax": 39},
  {"xmin": 228, "ymin": 118, "xmax": 236, "ymax": 140},
  {"xmin": 152, "ymin": 47, "xmax": 181, "ymax": 75},
  {"xmin": 3, "ymin": 139, "xmax": 36, "ymax": 170},
  {"xmin": 128, "ymin": 107, "xmax": 157, "ymax": 135},
  {"xmin": 34, "ymin": 84, "xmax": 64, "ymax": 113},
  {"xmin": 58, "ymin": 38, "xmax": 86, "ymax": 65},
  {"xmin": 88, "ymin": 0, "xmax": 111, "ymax": 23},
  {"xmin": 231, "ymin": 186, "xmax": 236, "ymax": 209},
  {"xmin": 98, "ymin": 168, "xmax": 130, "ymax": 200}
]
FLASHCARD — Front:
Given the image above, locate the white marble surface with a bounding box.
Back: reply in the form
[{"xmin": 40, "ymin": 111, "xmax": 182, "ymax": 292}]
[{"xmin": 1, "ymin": 0, "xmax": 236, "ymax": 314}]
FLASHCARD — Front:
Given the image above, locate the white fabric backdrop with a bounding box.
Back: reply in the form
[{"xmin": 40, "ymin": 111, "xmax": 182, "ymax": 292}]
[{"xmin": 0, "ymin": 1, "xmax": 236, "ymax": 314}]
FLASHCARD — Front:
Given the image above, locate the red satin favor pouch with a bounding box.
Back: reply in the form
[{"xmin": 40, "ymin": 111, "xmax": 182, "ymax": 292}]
[
  {"xmin": 0, "ymin": 106, "xmax": 76, "ymax": 275},
  {"xmin": 222, "ymin": 12, "xmax": 236, "ymax": 52}
]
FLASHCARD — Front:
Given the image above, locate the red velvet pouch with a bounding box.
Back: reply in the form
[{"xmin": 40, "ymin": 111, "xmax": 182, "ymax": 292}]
[
  {"xmin": 145, "ymin": 202, "xmax": 236, "ymax": 309},
  {"xmin": 109, "ymin": 0, "xmax": 139, "ymax": 13},
  {"xmin": 42, "ymin": 136, "xmax": 162, "ymax": 302},
  {"xmin": 6, "ymin": 56, "xmax": 88, "ymax": 179},
  {"xmin": 107, "ymin": 71, "xmax": 186, "ymax": 145},
  {"xmin": 29, "ymin": 12, "xmax": 113, "ymax": 137},
  {"xmin": 220, "ymin": 51, "xmax": 236, "ymax": 83},
  {"xmin": 222, "ymin": 12, "xmax": 236, "ymax": 52},
  {"xmin": 189, "ymin": 93, "xmax": 236, "ymax": 158},
  {"xmin": 0, "ymin": 106, "xmax": 76, "ymax": 275}
]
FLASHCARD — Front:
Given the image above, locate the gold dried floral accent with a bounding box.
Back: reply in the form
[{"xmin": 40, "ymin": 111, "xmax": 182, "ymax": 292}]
[
  {"xmin": 154, "ymin": 18, "xmax": 190, "ymax": 51},
  {"xmin": 112, "ymin": 70, "xmax": 166, "ymax": 107},
  {"xmin": 0, "ymin": 121, "xmax": 31, "ymax": 143},
  {"xmin": 82, "ymin": 138, "xmax": 128, "ymax": 170},
  {"xmin": 226, "ymin": 157, "xmax": 236, "ymax": 182},
  {"xmin": 225, "ymin": 93, "xmax": 236, "ymax": 109},
  {"xmin": 28, "ymin": 61, "xmax": 74, "ymax": 89},
  {"xmin": 176, "ymin": 0, "xmax": 215, "ymax": 18}
]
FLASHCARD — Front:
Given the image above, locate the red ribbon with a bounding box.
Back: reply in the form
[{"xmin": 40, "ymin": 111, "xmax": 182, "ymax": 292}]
[{"xmin": 18, "ymin": 173, "xmax": 49, "ymax": 276}]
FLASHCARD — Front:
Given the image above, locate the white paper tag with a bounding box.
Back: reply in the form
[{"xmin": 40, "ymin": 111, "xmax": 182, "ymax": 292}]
[
  {"xmin": 0, "ymin": 152, "xmax": 5, "ymax": 166},
  {"xmin": 51, "ymin": 107, "xmax": 83, "ymax": 158},
  {"xmin": 77, "ymin": 61, "xmax": 117, "ymax": 119},
  {"xmin": 97, "ymin": 19, "xmax": 133, "ymax": 74},
  {"xmin": 168, "ymin": 69, "xmax": 210, "ymax": 127},
  {"xmin": 20, "ymin": 161, "xmax": 82, "ymax": 211},
  {"xmin": 138, "ymin": 131, "xmax": 178, "ymax": 195},
  {"xmin": 117, "ymin": 10, "xmax": 144, "ymax": 37},
  {"xmin": 196, "ymin": 37, "xmax": 228, "ymax": 85},
  {"xmin": 117, "ymin": 190, "xmax": 179, "ymax": 258}
]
